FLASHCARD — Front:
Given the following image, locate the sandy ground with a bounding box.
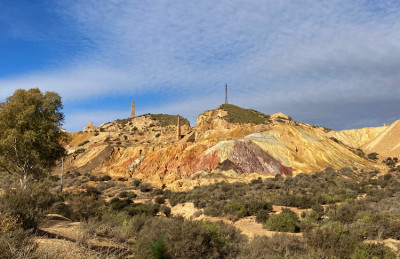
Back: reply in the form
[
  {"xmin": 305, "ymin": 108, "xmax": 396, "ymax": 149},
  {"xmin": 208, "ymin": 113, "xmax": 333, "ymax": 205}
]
[
  {"xmin": 171, "ymin": 202, "xmax": 303, "ymax": 240},
  {"xmin": 365, "ymin": 239, "xmax": 400, "ymax": 254}
]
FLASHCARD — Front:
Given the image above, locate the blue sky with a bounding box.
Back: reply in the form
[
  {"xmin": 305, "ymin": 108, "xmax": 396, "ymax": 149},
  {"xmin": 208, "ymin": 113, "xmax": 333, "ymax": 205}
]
[{"xmin": 1, "ymin": 0, "xmax": 400, "ymax": 132}]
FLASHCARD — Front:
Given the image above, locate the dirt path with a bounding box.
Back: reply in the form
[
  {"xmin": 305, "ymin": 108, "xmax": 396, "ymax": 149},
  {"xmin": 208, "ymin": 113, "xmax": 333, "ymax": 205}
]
[
  {"xmin": 38, "ymin": 215, "xmax": 130, "ymax": 258},
  {"xmin": 35, "ymin": 238, "xmax": 98, "ymax": 259},
  {"xmin": 233, "ymin": 217, "xmax": 302, "ymax": 239}
]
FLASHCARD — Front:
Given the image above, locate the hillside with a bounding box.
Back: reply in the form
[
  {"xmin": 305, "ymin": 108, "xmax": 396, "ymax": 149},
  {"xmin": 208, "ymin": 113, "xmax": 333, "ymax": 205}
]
[
  {"xmin": 363, "ymin": 120, "xmax": 400, "ymax": 158},
  {"xmin": 330, "ymin": 125, "xmax": 388, "ymax": 148},
  {"xmin": 59, "ymin": 105, "xmax": 382, "ymax": 190}
]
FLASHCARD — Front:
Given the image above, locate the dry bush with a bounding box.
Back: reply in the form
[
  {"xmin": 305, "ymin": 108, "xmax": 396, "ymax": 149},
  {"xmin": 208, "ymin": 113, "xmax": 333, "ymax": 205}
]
[
  {"xmin": 68, "ymin": 194, "xmax": 105, "ymax": 221},
  {"xmin": 238, "ymin": 234, "xmax": 308, "ymax": 259},
  {"xmin": 304, "ymin": 222, "xmax": 361, "ymax": 258},
  {"xmin": 0, "ymin": 228, "xmax": 38, "ymax": 259},
  {"xmin": 0, "ymin": 181, "xmax": 58, "ymax": 229},
  {"xmin": 134, "ymin": 217, "xmax": 247, "ymax": 259}
]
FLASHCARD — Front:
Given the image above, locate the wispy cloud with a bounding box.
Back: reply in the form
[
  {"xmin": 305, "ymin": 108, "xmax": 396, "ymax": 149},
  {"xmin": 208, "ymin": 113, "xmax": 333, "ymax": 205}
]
[{"xmin": 1, "ymin": 0, "xmax": 400, "ymax": 131}]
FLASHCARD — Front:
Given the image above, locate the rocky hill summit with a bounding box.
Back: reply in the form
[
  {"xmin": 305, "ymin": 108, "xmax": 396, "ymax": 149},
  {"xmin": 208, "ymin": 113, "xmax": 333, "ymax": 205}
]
[
  {"xmin": 58, "ymin": 104, "xmax": 386, "ymax": 191},
  {"xmin": 82, "ymin": 113, "xmax": 191, "ymax": 146}
]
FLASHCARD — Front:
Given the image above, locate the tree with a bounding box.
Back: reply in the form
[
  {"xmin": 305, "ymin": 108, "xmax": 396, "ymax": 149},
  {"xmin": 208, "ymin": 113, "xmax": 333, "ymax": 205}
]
[{"xmin": 0, "ymin": 88, "xmax": 66, "ymax": 182}]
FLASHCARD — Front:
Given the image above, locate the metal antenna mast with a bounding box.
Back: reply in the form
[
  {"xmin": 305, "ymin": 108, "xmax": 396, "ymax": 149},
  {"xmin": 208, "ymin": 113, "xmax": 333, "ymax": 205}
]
[{"xmin": 225, "ymin": 83, "xmax": 228, "ymax": 104}]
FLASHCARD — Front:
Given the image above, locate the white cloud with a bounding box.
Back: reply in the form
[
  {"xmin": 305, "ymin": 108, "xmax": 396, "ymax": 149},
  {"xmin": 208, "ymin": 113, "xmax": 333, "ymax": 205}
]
[{"xmin": 1, "ymin": 0, "xmax": 400, "ymax": 131}]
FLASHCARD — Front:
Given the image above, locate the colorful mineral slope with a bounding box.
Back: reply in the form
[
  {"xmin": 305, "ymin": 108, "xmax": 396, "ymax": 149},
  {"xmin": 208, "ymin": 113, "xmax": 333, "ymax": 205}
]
[{"xmin": 59, "ymin": 105, "xmax": 384, "ymax": 190}]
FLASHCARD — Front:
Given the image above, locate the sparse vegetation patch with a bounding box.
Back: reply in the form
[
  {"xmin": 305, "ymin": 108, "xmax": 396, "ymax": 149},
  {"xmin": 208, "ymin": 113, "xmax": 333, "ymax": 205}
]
[{"xmin": 220, "ymin": 104, "xmax": 270, "ymax": 125}]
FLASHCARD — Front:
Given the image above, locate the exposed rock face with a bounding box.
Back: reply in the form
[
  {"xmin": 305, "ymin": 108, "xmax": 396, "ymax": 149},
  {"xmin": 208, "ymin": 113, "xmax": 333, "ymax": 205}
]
[
  {"xmin": 198, "ymin": 140, "xmax": 292, "ymax": 175},
  {"xmin": 330, "ymin": 126, "xmax": 388, "ymax": 148},
  {"xmin": 246, "ymin": 124, "xmax": 376, "ymax": 173},
  {"xmin": 83, "ymin": 122, "xmax": 97, "ymax": 132},
  {"xmin": 59, "ymin": 106, "xmax": 385, "ymax": 191},
  {"xmin": 232, "ymin": 140, "xmax": 292, "ymax": 175},
  {"xmin": 270, "ymin": 112, "xmax": 290, "ymax": 120}
]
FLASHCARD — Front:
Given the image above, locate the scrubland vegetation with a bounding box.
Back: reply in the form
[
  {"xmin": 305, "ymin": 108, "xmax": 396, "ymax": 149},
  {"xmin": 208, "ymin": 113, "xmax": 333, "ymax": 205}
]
[
  {"xmin": 0, "ymin": 89, "xmax": 399, "ymax": 258},
  {"xmin": 1, "ymin": 166, "xmax": 399, "ymax": 258},
  {"xmin": 220, "ymin": 104, "xmax": 271, "ymax": 125}
]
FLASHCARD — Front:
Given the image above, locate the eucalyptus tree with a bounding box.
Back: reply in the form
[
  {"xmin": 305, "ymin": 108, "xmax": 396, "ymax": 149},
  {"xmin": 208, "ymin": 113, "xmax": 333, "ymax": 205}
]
[{"xmin": 0, "ymin": 88, "xmax": 67, "ymax": 184}]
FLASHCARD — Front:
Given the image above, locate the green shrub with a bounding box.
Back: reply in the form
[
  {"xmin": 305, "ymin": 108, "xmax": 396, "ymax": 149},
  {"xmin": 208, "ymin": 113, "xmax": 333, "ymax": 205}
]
[
  {"xmin": 97, "ymin": 180, "xmax": 116, "ymax": 191},
  {"xmin": 154, "ymin": 196, "xmax": 165, "ymax": 204},
  {"xmin": 139, "ymin": 183, "xmax": 153, "ymax": 192},
  {"xmin": 119, "ymin": 191, "xmax": 128, "ymax": 198},
  {"xmin": 133, "ymin": 217, "xmax": 246, "ymax": 259},
  {"xmin": 367, "ymin": 152, "xmax": 379, "ymax": 161},
  {"xmin": 152, "ymin": 188, "xmax": 163, "ymax": 196},
  {"xmin": 224, "ymin": 201, "xmax": 246, "ymax": 218},
  {"xmin": 88, "ymin": 173, "xmax": 98, "ymax": 181},
  {"xmin": 126, "ymin": 191, "xmax": 137, "ymax": 199},
  {"xmin": 245, "ymin": 201, "xmax": 272, "ymax": 216},
  {"xmin": 356, "ymin": 148, "xmax": 365, "ymax": 158},
  {"xmin": 351, "ymin": 242, "xmax": 396, "ymax": 259},
  {"xmin": 109, "ymin": 197, "xmax": 132, "ymax": 211},
  {"xmin": 265, "ymin": 209, "xmax": 299, "ymax": 232},
  {"xmin": 74, "ymin": 148, "xmax": 86, "ymax": 154},
  {"xmin": 304, "ymin": 222, "xmax": 361, "ymax": 258},
  {"xmin": 131, "ymin": 178, "xmax": 141, "ymax": 187},
  {"xmin": 383, "ymin": 157, "xmax": 396, "ymax": 167},
  {"xmin": 204, "ymin": 207, "xmax": 222, "ymax": 217},
  {"xmin": 328, "ymin": 203, "xmax": 362, "ymax": 223},
  {"xmin": 143, "ymin": 113, "xmax": 190, "ymax": 127},
  {"xmin": 150, "ymin": 236, "xmax": 168, "ymax": 259},
  {"xmin": 86, "ymin": 186, "xmax": 101, "ymax": 196},
  {"xmin": 255, "ymin": 210, "xmax": 270, "ymax": 223},
  {"xmin": 128, "ymin": 203, "xmax": 160, "ymax": 217},
  {"xmin": 311, "ymin": 204, "xmax": 324, "ymax": 220},
  {"xmin": 102, "ymin": 175, "xmax": 112, "ymax": 181},
  {"xmin": 169, "ymin": 192, "xmax": 186, "ymax": 206},
  {"xmin": 160, "ymin": 205, "xmax": 171, "ymax": 217},
  {"xmin": 78, "ymin": 140, "xmax": 90, "ymax": 146},
  {"xmin": 383, "ymin": 173, "xmax": 392, "ymax": 181}
]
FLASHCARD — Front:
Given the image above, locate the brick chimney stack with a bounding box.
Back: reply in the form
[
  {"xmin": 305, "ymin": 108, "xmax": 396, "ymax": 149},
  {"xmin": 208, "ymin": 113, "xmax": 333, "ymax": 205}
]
[
  {"xmin": 177, "ymin": 115, "xmax": 181, "ymax": 140},
  {"xmin": 131, "ymin": 101, "xmax": 135, "ymax": 118}
]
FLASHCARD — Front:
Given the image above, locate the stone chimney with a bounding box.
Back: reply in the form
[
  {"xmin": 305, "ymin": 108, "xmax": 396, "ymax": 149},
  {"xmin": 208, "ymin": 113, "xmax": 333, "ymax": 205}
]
[
  {"xmin": 131, "ymin": 101, "xmax": 135, "ymax": 118},
  {"xmin": 177, "ymin": 115, "xmax": 181, "ymax": 140}
]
